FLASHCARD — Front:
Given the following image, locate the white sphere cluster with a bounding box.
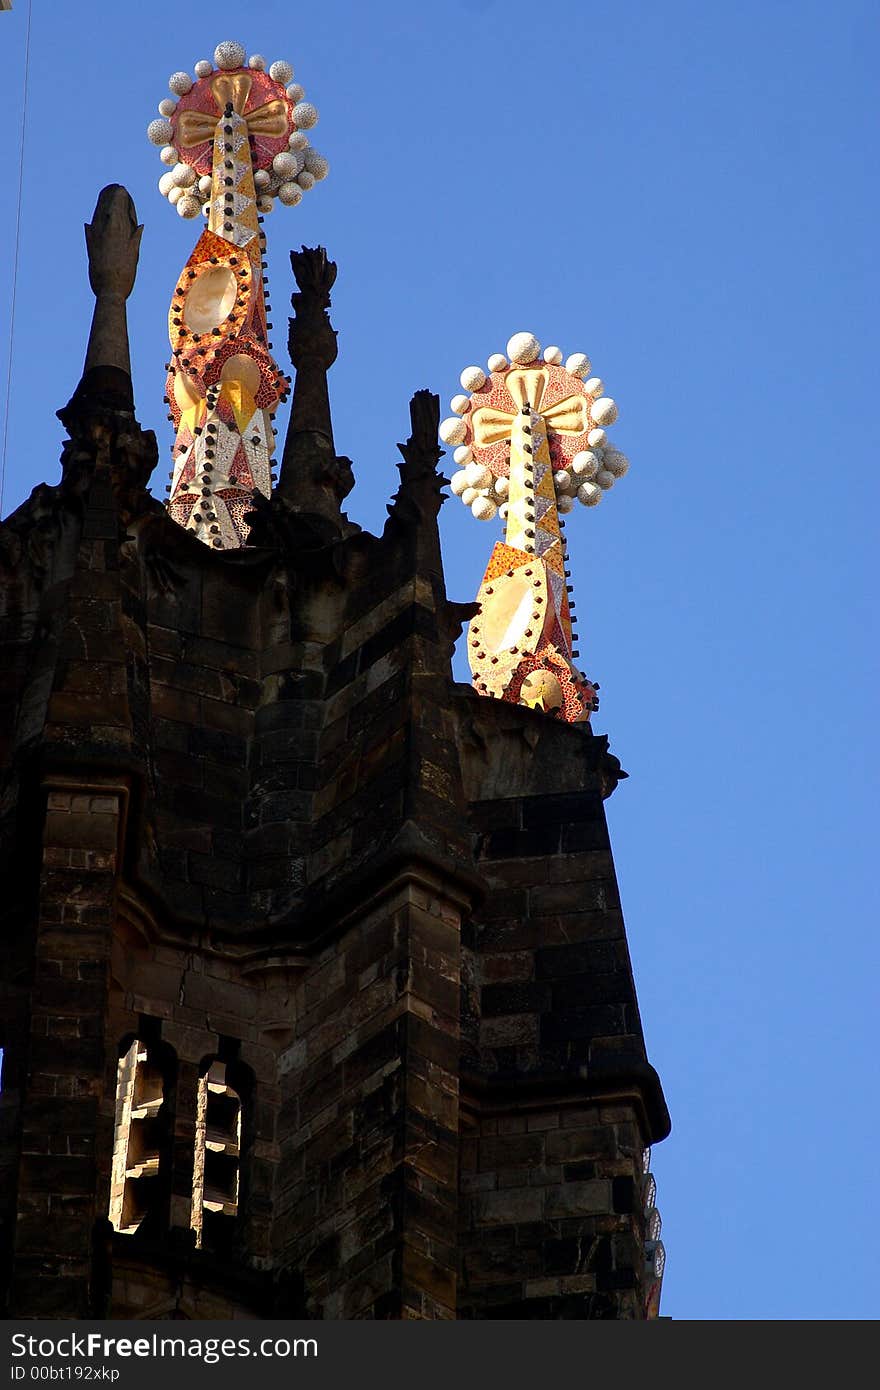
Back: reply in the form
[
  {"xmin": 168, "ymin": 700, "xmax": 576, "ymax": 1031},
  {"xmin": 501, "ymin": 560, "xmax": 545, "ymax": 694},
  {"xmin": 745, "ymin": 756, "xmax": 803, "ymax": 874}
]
[
  {"xmin": 441, "ymin": 336, "xmax": 632, "ymax": 516},
  {"xmin": 148, "ymin": 46, "xmax": 327, "ymax": 219},
  {"xmin": 448, "ymin": 458, "xmax": 504, "ymax": 521}
]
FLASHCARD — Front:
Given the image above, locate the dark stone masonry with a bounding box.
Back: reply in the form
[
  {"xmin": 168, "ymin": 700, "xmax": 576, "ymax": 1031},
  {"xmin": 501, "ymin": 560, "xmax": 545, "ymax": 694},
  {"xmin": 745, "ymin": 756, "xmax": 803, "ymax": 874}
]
[{"xmin": 0, "ymin": 188, "xmax": 669, "ymax": 1319}]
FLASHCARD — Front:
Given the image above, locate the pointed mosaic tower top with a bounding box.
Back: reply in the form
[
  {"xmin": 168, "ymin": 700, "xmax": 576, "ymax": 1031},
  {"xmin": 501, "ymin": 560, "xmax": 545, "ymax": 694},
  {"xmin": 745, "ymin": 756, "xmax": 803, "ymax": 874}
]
[
  {"xmin": 440, "ymin": 333, "xmax": 630, "ymax": 723},
  {"xmin": 146, "ymin": 41, "xmax": 329, "ymax": 550}
]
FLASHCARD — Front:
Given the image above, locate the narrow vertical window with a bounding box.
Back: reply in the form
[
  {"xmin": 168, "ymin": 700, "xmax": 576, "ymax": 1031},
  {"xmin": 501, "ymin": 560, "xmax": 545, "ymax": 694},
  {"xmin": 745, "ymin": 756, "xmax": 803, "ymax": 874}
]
[
  {"xmin": 109, "ymin": 1038, "xmax": 167, "ymax": 1234},
  {"xmin": 190, "ymin": 1060, "xmax": 242, "ymax": 1249}
]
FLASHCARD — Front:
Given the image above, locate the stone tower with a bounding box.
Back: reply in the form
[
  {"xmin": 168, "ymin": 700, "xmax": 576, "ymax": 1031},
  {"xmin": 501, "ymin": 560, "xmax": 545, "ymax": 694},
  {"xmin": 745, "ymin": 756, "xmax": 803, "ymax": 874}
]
[{"xmin": 0, "ymin": 184, "xmax": 669, "ymax": 1321}]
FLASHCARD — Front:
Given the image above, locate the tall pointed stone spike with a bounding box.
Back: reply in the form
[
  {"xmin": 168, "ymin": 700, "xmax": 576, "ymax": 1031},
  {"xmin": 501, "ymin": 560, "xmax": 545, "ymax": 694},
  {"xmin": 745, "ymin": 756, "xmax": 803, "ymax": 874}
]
[
  {"xmin": 277, "ymin": 246, "xmax": 351, "ymax": 524},
  {"xmin": 77, "ymin": 185, "xmax": 143, "ymax": 406}
]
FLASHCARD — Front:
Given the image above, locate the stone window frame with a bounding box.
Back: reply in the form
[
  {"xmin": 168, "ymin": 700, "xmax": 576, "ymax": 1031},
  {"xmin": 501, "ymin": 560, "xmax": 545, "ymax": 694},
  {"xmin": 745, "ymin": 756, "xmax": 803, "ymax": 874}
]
[
  {"xmin": 190, "ymin": 1051, "xmax": 254, "ymax": 1252},
  {"xmin": 108, "ymin": 1026, "xmax": 176, "ymax": 1237}
]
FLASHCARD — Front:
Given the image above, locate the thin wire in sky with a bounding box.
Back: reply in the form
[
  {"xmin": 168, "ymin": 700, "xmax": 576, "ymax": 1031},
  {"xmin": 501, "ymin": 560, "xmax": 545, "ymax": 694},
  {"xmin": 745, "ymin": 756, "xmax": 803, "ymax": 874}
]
[{"xmin": 0, "ymin": 0, "xmax": 33, "ymax": 519}]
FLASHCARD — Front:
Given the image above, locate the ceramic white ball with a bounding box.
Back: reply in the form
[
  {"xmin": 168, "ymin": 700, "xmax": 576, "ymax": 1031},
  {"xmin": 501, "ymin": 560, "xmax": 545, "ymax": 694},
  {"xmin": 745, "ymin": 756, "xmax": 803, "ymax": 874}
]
[
  {"xmin": 147, "ymin": 118, "xmax": 174, "ymax": 146},
  {"xmin": 293, "ymin": 101, "xmax": 318, "ymax": 129},
  {"xmin": 303, "ymin": 149, "xmax": 329, "ymax": 180},
  {"xmin": 215, "ymin": 41, "xmax": 246, "ymax": 70},
  {"xmin": 272, "ymin": 152, "xmax": 298, "ymax": 179},
  {"xmin": 571, "ymin": 451, "xmax": 599, "ymax": 477},
  {"xmin": 439, "ymin": 417, "xmax": 467, "ymax": 446},
  {"xmin": 591, "ymin": 397, "xmax": 618, "ymax": 427},
  {"xmin": 467, "ymin": 463, "xmax": 493, "ymax": 489},
  {"xmin": 460, "ymin": 365, "xmax": 486, "ymax": 392},
  {"xmin": 565, "ymin": 352, "xmax": 592, "ymax": 378},
  {"xmin": 603, "ymin": 451, "xmax": 630, "ymax": 478},
  {"xmin": 472, "ymin": 496, "xmax": 497, "ymax": 521},
  {"xmin": 507, "ymin": 332, "xmax": 540, "ymax": 364},
  {"xmin": 577, "ymin": 482, "xmax": 602, "ymax": 506}
]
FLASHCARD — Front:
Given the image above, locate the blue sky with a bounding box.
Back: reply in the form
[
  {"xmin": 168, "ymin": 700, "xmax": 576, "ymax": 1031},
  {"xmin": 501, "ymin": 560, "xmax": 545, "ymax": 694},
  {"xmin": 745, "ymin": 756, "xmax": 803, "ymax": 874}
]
[{"xmin": 1, "ymin": 0, "xmax": 876, "ymax": 1319}]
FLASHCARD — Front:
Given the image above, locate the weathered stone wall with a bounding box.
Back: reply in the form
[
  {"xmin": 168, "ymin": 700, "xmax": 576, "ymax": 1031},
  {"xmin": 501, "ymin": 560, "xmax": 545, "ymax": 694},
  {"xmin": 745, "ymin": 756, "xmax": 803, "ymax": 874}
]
[
  {"xmin": 454, "ymin": 700, "xmax": 666, "ymax": 1319},
  {"xmin": 275, "ymin": 878, "xmax": 462, "ymax": 1319}
]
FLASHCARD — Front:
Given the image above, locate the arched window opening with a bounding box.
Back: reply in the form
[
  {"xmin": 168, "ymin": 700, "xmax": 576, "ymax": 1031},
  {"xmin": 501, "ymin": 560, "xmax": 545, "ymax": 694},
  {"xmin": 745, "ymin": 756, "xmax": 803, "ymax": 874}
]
[
  {"xmin": 109, "ymin": 1032, "xmax": 173, "ymax": 1235},
  {"xmin": 191, "ymin": 1060, "xmax": 242, "ymax": 1249}
]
